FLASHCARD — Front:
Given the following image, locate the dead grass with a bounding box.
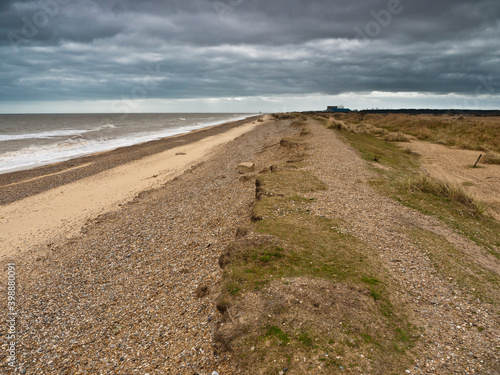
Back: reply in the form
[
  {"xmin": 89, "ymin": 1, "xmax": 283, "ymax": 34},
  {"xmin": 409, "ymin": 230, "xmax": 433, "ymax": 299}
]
[
  {"xmin": 351, "ymin": 123, "xmax": 386, "ymax": 136},
  {"xmin": 326, "ymin": 117, "xmax": 348, "ymax": 131},
  {"xmin": 324, "ymin": 116, "xmax": 388, "ymax": 137},
  {"xmin": 384, "ymin": 132, "xmax": 410, "ymax": 142},
  {"xmin": 481, "ymin": 151, "xmax": 500, "ymax": 165},
  {"xmin": 272, "ymin": 113, "xmax": 303, "ymax": 120},
  {"xmin": 406, "ymin": 174, "xmax": 488, "ymax": 216},
  {"xmin": 336, "ymin": 113, "xmax": 500, "ymax": 153}
]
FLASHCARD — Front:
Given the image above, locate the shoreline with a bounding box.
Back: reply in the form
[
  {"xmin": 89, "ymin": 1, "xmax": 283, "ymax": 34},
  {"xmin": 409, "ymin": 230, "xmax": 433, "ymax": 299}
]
[
  {"xmin": 0, "ymin": 115, "xmax": 267, "ymax": 260},
  {"xmin": 0, "ymin": 116, "xmax": 295, "ymax": 374},
  {"xmin": 0, "ymin": 115, "xmax": 262, "ymax": 205}
]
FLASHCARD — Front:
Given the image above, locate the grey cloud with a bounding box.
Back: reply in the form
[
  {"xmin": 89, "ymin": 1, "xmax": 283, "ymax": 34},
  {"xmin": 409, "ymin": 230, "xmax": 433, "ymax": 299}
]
[{"xmin": 1, "ymin": 0, "xmax": 499, "ymax": 104}]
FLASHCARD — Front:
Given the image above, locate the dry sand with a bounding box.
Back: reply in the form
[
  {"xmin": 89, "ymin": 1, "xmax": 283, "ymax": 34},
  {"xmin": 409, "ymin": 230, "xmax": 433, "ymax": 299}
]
[
  {"xmin": 0, "ymin": 117, "xmax": 265, "ymax": 260},
  {"xmin": 404, "ymin": 140, "xmax": 500, "ymax": 220}
]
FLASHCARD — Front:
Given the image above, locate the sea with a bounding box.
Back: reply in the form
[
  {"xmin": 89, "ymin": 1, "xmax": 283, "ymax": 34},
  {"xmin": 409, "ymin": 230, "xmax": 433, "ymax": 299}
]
[{"xmin": 0, "ymin": 113, "xmax": 256, "ymax": 175}]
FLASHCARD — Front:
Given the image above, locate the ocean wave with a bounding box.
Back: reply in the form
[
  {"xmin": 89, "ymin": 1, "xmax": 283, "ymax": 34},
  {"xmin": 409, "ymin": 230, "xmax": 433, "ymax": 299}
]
[
  {"xmin": 0, "ymin": 123, "xmax": 117, "ymax": 142},
  {"xmin": 98, "ymin": 124, "xmax": 117, "ymax": 130},
  {"xmin": 0, "ymin": 115, "xmax": 255, "ymax": 174}
]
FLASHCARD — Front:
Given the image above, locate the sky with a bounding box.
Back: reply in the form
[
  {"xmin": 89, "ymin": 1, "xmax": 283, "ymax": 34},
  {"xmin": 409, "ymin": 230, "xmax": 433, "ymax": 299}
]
[{"xmin": 0, "ymin": 0, "xmax": 499, "ymax": 113}]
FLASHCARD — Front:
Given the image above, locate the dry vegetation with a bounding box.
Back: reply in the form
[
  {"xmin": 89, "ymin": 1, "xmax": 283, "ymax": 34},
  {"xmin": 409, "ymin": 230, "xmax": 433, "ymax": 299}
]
[
  {"xmin": 325, "ymin": 117, "xmax": 387, "ymax": 137},
  {"xmin": 482, "ymin": 151, "xmax": 500, "ymax": 165},
  {"xmin": 384, "ymin": 132, "xmax": 410, "ymax": 142},
  {"xmin": 321, "ymin": 116, "xmax": 500, "ymax": 260},
  {"xmin": 330, "ymin": 113, "xmax": 500, "ymax": 153},
  {"xmin": 405, "ymin": 173, "xmax": 488, "ymax": 216},
  {"xmin": 272, "ymin": 113, "xmax": 305, "ymax": 120},
  {"xmin": 319, "ymin": 112, "xmax": 500, "ymax": 220}
]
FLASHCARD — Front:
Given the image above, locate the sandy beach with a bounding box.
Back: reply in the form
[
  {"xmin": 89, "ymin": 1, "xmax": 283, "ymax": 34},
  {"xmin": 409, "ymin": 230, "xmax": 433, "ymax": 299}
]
[
  {"xmin": 0, "ymin": 114, "xmax": 296, "ymax": 374},
  {"xmin": 0, "ymin": 115, "xmax": 498, "ymax": 374},
  {"xmin": 0, "ymin": 116, "xmax": 263, "ymax": 260}
]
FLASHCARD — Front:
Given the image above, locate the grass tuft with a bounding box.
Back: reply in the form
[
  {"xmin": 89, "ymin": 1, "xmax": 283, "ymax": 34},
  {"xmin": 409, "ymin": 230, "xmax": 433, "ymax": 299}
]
[
  {"xmin": 481, "ymin": 151, "xmax": 500, "ymax": 165},
  {"xmin": 384, "ymin": 132, "xmax": 410, "ymax": 142},
  {"xmin": 326, "ymin": 117, "xmax": 349, "ymax": 131},
  {"xmin": 406, "ymin": 174, "xmax": 488, "ymax": 216}
]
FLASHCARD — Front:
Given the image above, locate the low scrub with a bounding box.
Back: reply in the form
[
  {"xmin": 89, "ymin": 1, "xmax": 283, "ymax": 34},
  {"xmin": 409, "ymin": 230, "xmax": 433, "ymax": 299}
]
[
  {"xmin": 405, "ymin": 174, "xmax": 488, "ymax": 216},
  {"xmin": 335, "ymin": 113, "xmax": 500, "ymax": 153},
  {"xmin": 481, "ymin": 151, "xmax": 500, "ymax": 165},
  {"xmin": 325, "ymin": 117, "xmax": 389, "ymax": 138},
  {"xmin": 351, "ymin": 123, "xmax": 385, "ymax": 136},
  {"xmin": 272, "ymin": 113, "xmax": 302, "ymax": 120},
  {"xmin": 384, "ymin": 132, "xmax": 410, "ymax": 142}
]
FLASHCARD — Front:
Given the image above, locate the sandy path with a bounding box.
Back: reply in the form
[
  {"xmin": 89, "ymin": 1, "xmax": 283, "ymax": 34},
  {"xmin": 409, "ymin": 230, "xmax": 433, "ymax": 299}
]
[
  {"xmin": 404, "ymin": 140, "xmax": 500, "ymax": 220},
  {"xmin": 0, "ymin": 119, "xmax": 262, "ymax": 260}
]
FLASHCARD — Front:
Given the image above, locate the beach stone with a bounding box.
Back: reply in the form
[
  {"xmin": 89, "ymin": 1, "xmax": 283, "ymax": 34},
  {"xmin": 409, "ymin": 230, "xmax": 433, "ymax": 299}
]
[{"xmin": 237, "ymin": 162, "xmax": 255, "ymax": 174}]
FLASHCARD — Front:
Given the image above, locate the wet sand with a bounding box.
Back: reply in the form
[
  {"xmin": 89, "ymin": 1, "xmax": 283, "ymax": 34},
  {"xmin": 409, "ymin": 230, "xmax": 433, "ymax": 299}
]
[
  {"xmin": 0, "ymin": 116, "xmax": 262, "ymax": 205},
  {"xmin": 0, "ymin": 115, "xmax": 265, "ymax": 260}
]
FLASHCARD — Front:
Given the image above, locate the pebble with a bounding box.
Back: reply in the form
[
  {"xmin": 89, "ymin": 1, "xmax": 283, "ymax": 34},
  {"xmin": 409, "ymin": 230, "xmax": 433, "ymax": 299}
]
[{"xmin": 0, "ymin": 118, "xmax": 293, "ymax": 374}]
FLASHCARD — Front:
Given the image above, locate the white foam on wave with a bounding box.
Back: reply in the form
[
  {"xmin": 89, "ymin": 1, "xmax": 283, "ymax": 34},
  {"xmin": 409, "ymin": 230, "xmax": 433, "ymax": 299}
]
[
  {"xmin": 0, "ymin": 115, "xmax": 252, "ymax": 174},
  {"xmin": 0, "ymin": 123, "xmax": 117, "ymax": 142}
]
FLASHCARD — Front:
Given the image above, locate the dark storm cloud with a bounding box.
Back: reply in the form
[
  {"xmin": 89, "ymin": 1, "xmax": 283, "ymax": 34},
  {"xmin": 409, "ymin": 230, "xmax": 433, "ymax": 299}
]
[{"xmin": 1, "ymin": 0, "xmax": 499, "ymax": 102}]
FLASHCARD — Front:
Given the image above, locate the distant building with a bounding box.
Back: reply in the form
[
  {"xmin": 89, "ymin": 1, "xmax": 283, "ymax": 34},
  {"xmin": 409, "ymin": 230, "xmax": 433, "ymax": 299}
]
[{"xmin": 326, "ymin": 105, "xmax": 351, "ymax": 112}]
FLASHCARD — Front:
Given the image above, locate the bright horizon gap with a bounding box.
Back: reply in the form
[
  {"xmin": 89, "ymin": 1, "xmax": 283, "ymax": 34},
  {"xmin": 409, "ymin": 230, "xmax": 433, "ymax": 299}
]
[{"xmin": 0, "ymin": 92, "xmax": 498, "ymax": 114}]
